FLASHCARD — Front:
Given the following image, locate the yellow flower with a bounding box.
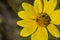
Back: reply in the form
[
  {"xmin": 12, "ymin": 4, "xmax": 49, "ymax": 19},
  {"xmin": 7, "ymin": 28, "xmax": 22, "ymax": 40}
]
[{"xmin": 17, "ymin": 0, "xmax": 60, "ymax": 40}]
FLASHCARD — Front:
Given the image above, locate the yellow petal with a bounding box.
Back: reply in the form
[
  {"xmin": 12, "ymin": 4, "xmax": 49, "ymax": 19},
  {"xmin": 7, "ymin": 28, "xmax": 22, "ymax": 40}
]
[
  {"xmin": 43, "ymin": 0, "xmax": 57, "ymax": 14},
  {"xmin": 43, "ymin": 0, "xmax": 47, "ymax": 3},
  {"xmin": 47, "ymin": 24, "xmax": 59, "ymax": 38},
  {"xmin": 34, "ymin": 0, "xmax": 42, "ymax": 14},
  {"xmin": 20, "ymin": 23, "xmax": 37, "ymax": 37},
  {"xmin": 43, "ymin": 0, "xmax": 48, "ymax": 13},
  {"xmin": 18, "ymin": 11, "xmax": 36, "ymax": 19},
  {"xmin": 22, "ymin": 2, "xmax": 36, "ymax": 15},
  {"xmin": 17, "ymin": 20, "xmax": 36, "ymax": 27},
  {"xmin": 59, "ymin": 31, "xmax": 60, "ymax": 36},
  {"xmin": 31, "ymin": 27, "xmax": 48, "ymax": 40},
  {"xmin": 50, "ymin": 10, "xmax": 60, "ymax": 25}
]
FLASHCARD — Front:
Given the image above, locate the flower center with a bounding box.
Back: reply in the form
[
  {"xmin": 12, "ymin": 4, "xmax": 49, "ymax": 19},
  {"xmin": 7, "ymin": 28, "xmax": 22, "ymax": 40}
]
[{"xmin": 36, "ymin": 13, "xmax": 51, "ymax": 27}]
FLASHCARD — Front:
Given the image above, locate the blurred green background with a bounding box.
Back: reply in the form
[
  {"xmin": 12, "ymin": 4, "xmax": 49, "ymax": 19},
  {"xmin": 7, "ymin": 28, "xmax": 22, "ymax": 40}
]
[{"xmin": 0, "ymin": 0, "xmax": 60, "ymax": 40}]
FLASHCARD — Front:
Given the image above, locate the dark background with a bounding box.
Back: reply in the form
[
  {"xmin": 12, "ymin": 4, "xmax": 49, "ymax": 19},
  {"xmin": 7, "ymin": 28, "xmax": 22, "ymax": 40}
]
[{"xmin": 0, "ymin": 0, "xmax": 60, "ymax": 40}]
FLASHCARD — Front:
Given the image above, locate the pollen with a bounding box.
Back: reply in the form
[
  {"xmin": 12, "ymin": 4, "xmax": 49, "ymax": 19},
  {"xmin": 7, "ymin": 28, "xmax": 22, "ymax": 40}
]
[{"xmin": 36, "ymin": 13, "xmax": 51, "ymax": 27}]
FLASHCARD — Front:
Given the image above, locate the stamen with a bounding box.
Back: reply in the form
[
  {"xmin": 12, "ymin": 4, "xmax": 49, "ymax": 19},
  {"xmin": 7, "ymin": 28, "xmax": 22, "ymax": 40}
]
[
  {"xmin": 36, "ymin": 13, "xmax": 51, "ymax": 27},
  {"xmin": 36, "ymin": 19, "xmax": 39, "ymax": 22}
]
